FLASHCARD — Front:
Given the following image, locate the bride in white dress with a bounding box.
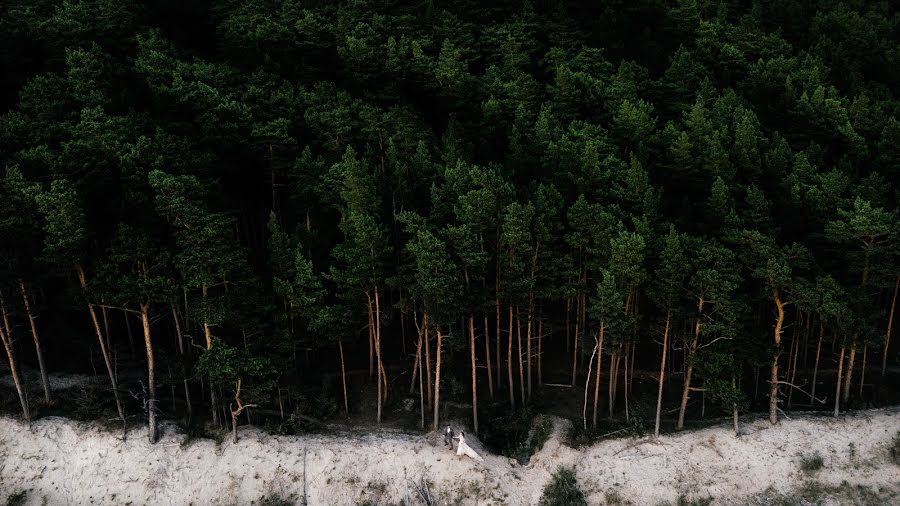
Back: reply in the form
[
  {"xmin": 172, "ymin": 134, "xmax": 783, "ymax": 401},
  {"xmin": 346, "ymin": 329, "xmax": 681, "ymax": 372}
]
[{"xmin": 453, "ymin": 432, "xmax": 484, "ymax": 462}]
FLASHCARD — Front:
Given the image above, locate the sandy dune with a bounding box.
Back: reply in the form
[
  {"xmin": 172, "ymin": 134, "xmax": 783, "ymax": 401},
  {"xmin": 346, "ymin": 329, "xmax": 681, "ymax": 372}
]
[{"xmin": 1, "ymin": 408, "xmax": 898, "ymax": 505}]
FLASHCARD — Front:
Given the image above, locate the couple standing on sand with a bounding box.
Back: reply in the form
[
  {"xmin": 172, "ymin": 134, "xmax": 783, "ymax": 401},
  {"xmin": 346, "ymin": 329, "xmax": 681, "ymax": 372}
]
[{"xmin": 443, "ymin": 425, "xmax": 484, "ymax": 462}]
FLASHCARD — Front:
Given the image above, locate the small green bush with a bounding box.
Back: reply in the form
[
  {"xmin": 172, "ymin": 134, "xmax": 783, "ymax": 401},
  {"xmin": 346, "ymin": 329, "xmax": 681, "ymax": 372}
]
[
  {"xmin": 800, "ymin": 452, "xmax": 824, "ymax": 473},
  {"xmin": 538, "ymin": 467, "xmax": 586, "ymax": 506},
  {"xmin": 5, "ymin": 490, "xmax": 27, "ymax": 506}
]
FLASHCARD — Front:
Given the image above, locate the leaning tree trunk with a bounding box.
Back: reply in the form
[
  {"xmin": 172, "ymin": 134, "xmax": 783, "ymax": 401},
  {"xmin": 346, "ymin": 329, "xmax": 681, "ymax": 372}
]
[
  {"xmin": 654, "ymin": 312, "xmax": 671, "ymax": 438},
  {"xmin": 77, "ymin": 265, "xmax": 125, "ymax": 428},
  {"xmin": 810, "ymin": 320, "xmax": 824, "ymax": 407},
  {"xmin": 469, "ymin": 315, "xmax": 478, "ymax": 434},
  {"xmin": 769, "ymin": 291, "xmax": 786, "ymax": 425},
  {"xmin": 18, "ymin": 281, "xmax": 50, "ymax": 403},
  {"xmin": 0, "ymin": 319, "xmax": 29, "ymax": 421},
  {"xmin": 367, "ymin": 291, "xmax": 382, "ymax": 424},
  {"xmin": 141, "ymin": 303, "xmax": 157, "ymax": 444},
  {"xmin": 432, "ymin": 327, "xmax": 443, "ymax": 431},
  {"xmin": 883, "ymin": 275, "xmax": 899, "ymax": 376}
]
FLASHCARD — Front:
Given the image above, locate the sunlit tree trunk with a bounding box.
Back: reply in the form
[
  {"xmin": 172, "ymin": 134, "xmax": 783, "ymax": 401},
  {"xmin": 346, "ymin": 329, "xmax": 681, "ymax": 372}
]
[
  {"xmin": 678, "ymin": 298, "xmax": 704, "ymax": 430},
  {"xmin": 141, "ymin": 303, "xmax": 157, "ymax": 444},
  {"xmin": 19, "ymin": 281, "xmax": 50, "ymax": 403},
  {"xmin": 516, "ymin": 307, "xmax": 525, "ymax": 403},
  {"xmin": 202, "ymin": 284, "xmax": 218, "ymax": 425},
  {"xmin": 769, "ymin": 291, "xmax": 785, "ymax": 425}
]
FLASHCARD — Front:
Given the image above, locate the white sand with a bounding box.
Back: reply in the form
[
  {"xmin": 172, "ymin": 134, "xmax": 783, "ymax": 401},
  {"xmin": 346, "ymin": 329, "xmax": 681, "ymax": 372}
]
[{"xmin": 1, "ymin": 409, "xmax": 898, "ymax": 505}]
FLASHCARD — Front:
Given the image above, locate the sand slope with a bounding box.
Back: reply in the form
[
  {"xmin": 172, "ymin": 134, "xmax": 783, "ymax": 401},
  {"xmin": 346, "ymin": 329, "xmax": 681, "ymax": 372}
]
[{"xmin": 1, "ymin": 409, "xmax": 898, "ymax": 505}]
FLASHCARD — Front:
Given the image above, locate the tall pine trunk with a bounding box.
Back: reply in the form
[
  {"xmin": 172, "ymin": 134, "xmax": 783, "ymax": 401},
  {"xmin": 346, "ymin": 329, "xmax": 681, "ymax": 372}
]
[
  {"xmin": 516, "ymin": 307, "xmax": 525, "ymax": 404},
  {"xmin": 507, "ymin": 304, "xmax": 515, "ymax": 408},
  {"xmin": 769, "ymin": 291, "xmax": 785, "ymax": 425},
  {"xmin": 654, "ymin": 312, "xmax": 671, "ymax": 438},
  {"xmin": 592, "ymin": 322, "xmax": 605, "ymax": 428},
  {"xmin": 469, "ymin": 316, "xmax": 478, "ymax": 434},
  {"xmin": 339, "ymin": 338, "xmax": 348, "ymax": 414},
  {"xmin": 141, "ymin": 303, "xmax": 157, "ymax": 443},
  {"xmin": 19, "ymin": 281, "xmax": 50, "ymax": 403},
  {"xmin": 679, "ymin": 300, "xmax": 704, "ymax": 430},
  {"xmin": 432, "ymin": 327, "xmax": 443, "ymax": 431},
  {"xmin": 202, "ymin": 284, "xmax": 218, "ymax": 425},
  {"xmin": 484, "ymin": 316, "xmax": 493, "ymax": 398},
  {"xmin": 834, "ymin": 345, "xmax": 845, "ymax": 416}
]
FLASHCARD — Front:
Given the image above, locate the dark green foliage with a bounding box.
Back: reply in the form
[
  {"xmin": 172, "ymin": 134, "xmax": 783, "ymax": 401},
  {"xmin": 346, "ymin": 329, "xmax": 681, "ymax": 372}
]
[
  {"xmin": 0, "ymin": 0, "xmax": 898, "ymax": 438},
  {"xmin": 538, "ymin": 467, "xmax": 586, "ymax": 506}
]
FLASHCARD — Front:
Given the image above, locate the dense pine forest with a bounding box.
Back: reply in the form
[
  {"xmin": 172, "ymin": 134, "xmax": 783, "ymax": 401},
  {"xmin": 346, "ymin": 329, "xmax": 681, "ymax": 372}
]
[{"xmin": 0, "ymin": 0, "xmax": 898, "ymax": 448}]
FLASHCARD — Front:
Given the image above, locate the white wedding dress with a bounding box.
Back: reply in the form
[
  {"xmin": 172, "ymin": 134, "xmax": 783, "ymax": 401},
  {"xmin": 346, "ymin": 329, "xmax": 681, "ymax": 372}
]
[{"xmin": 454, "ymin": 433, "xmax": 484, "ymax": 462}]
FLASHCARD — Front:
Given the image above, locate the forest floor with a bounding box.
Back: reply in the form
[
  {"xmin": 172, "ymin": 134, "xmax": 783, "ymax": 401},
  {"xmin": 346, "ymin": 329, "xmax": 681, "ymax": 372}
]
[{"xmin": 1, "ymin": 405, "xmax": 899, "ymax": 505}]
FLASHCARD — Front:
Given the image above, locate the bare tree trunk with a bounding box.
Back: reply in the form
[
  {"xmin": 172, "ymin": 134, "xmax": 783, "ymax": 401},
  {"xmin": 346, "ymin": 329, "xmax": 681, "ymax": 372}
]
[
  {"xmin": 484, "ymin": 315, "xmax": 494, "ymax": 399},
  {"xmin": 432, "ymin": 327, "xmax": 443, "ymax": 431},
  {"xmin": 583, "ymin": 335, "xmax": 599, "ymax": 430},
  {"xmin": 882, "ymin": 275, "xmax": 899, "ymax": 376},
  {"xmin": 141, "ymin": 303, "xmax": 157, "ymax": 444},
  {"xmin": 592, "ymin": 322, "xmax": 605, "ymax": 429},
  {"xmin": 172, "ymin": 304, "xmax": 192, "ymax": 420},
  {"xmin": 18, "ymin": 281, "xmax": 50, "ymax": 404},
  {"xmin": 507, "ymin": 304, "xmax": 515, "ymax": 408},
  {"xmin": 654, "ymin": 312, "xmax": 671, "ymax": 438},
  {"xmin": 367, "ymin": 296, "xmax": 374, "ymax": 379},
  {"xmin": 469, "ymin": 316, "xmax": 478, "ymax": 434},
  {"xmin": 841, "ymin": 341, "xmax": 856, "ymax": 404},
  {"xmin": 124, "ymin": 307, "xmax": 136, "ymax": 358},
  {"xmin": 418, "ymin": 327, "xmax": 425, "ymax": 429},
  {"xmin": 787, "ymin": 319, "xmax": 801, "ymax": 409},
  {"xmin": 834, "ymin": 345, "xmax": 845, "ymax": 417},
  {"xmin": 678, "ymin": 306, "xmax": 703, "ymax": 430},
  {"xmin": 537, "ymin": 319, "xmax": 543, "ymax": 386},
  {"xmin": 425, "ymin": 314, "xmax": 432, "ymax": 408},
  {"xmin": 76, "ymin": 266, "xmax": 125, "ymax": 428},
  {"xmin": 516, "ymin": 307, "xmax": 525, "ymax": 404},
  {"xmin": 858, "ymin": 345, "xmax": 867, "ymax": 399},
  {"xmin": 411, "ymin": 319, "xmax": 423, "ymax": 394},
  {"xmin": 769, "ymin": 291, "xmax": 786, "ymax": 425},
  {"xmin": 495, "ymin": 273, "xmax": 502, "ymax": 389},
  {"xmin": 565, "ymin": 297, "xmax": 571, "ymax": 353},
  {"xmin": 375, "ymin": 287, "xmax": 387, "ymax": 414},
  {"xmin": 732, "ymin": 378, "xmax": 740, "ymax": 436},
  {"xmin": 335, "ymin": 338, "xmax": 347, "ymax": 414},
  {"xmin": 526, "ymin": 302, "xmax": 533, "ymax": 400},
  {"xmin": 202, "ymin": 284, "xmax": 218, "ymax": 426},
  {"xmin": 810, "ymin": 320, "xmax": 824, "ymax": 407},
  {"xmin": 0, "ymin": 317, "xmax": 29, "ymax": 420},
  {"xmin": 571, "ymin": 295, "xmax": 580, "ymax": 386}
]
